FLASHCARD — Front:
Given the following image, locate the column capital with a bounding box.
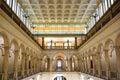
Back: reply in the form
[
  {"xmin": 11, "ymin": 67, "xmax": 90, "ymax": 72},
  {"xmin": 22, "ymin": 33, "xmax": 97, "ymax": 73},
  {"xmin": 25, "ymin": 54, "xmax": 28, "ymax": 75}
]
[
  {"xmin": 114, "ymin": 45, "xmax": 120, "ymax": 47},
  {"xmin": 104, "ymin": 49, "xmax": 108, "ymax": 52},
  {"xmin": 14, "ymin": 49, "xmax": 19, "ymax": 52},
  {"xmin": 96, "ymin": 51, "xmax": 100, "ymax": 54},
  {"xmin": 4, "ymin": 46, "xmax": 10, "ymax": 50}
]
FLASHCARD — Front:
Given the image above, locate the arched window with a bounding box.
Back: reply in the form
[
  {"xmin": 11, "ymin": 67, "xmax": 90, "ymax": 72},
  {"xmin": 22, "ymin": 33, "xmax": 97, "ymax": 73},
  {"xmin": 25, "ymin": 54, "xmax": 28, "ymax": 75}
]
[{"xmin": 54, "ymin": 76, "xmax": 66, "ymax": 80}]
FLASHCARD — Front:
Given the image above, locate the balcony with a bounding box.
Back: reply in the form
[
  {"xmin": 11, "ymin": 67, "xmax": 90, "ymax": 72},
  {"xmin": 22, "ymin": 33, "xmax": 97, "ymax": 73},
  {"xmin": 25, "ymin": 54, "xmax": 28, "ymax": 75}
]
[{"xmin": 43, "ymin": 46, "xmax": 77, "ymax": 50}]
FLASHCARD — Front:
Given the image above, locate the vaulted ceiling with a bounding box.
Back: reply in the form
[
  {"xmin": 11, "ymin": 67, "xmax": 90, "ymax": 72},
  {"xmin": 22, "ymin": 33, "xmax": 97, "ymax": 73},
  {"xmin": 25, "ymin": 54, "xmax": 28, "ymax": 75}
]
[
  {"xmin": 18, "ymin": 0, "xmax": 101, "ymax": 35},
  {"xmin": 19, "ymin": 0, "xmax": 101, "ymax": 24}
]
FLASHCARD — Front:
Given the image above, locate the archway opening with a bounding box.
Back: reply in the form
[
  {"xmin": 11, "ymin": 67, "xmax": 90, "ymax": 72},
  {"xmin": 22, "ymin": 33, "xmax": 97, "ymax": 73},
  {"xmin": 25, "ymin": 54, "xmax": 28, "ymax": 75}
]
[
  {"xmin": 53, "ymin": 53, "xmax": 67, "ymax": 71},
  {"xmin": 54, "ymin": 76, "xmax": 67, "ymax": 80},
  {"xmin": 57, "ymin": 59, "xmax": 63, "ymax": 71},
  {"xmin": 0, "ymin": 35, "xmax": 4, "ymax": 73}
]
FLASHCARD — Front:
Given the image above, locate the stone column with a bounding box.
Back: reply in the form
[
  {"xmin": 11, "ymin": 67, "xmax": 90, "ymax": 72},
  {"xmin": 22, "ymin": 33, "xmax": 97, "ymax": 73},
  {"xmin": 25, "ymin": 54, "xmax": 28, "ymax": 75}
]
[
  {"xmin": 97, "ymin": 52, "xmax": 102, "ymax": 76},
  {"xmin": 42, "ymin": 37, "xmax": 44, "ymax": 48},
  {"xmin": 78, "ymin": 58, "xmax": 82, "ymax": 71},
  {"xmin": 26, "ymin": 55, "xmax": 29, "ymax": 75},
  {"xmin": 29, "ymin": 55, "xmax": 32, "ymax": 74},
  {"xmin": 30, "ymin": 56, "xmax": 33, "ymax": 73},
  {"xmin": 67, "ymin": 40, "xmax": 69, "ymax": 49},
  {"xmin": 21, "ymin": 52, "xmax": 25, "ymax": 77},
  {"xmin": 33, "ymin": 58, "xmax": 36, "ymax": 73},
  {"xmin": 87, "ymin": 56, "xmax": 91, "ymax": 73},
  {"xmin": 92, "ymin": 54, "xmax": 96, "ymax": 75},
  {"xmin": 114, "ymin": 46, "xmax": 120, "ymax": 78},
  {"xmin": 75, "ymin": 37, "xmax": 77, "ymax": 49},
  {"xmin": 77, "ymin": 58, "xmax": 80, "ymax": 71},
  {"xmin": 82, "ymin": 58, "xmax": 85, "ymax": 72},
  {"xmin": 84, "ymin": 57, "xmax": 88, "ymax": 73},
  {"xmin": 39, "ymin": 59, "xmax": 42, "ymax": 72},
  {"xmin": 13, "ymin": 50, "xmax": 19, "ymax": 79},
  {"xmin": 69, "ymin": 58, "xmax": 72, "ymax": 71},
  {"xmin": 2, "ymin": 47, "xmax": 10, "ymax": 80},
  {"xmin": 49, "ymin": 58, "xmax": 53, "ymax": 72},
  {"xmin": 67, "ymin": 58, "xmax": 71, "ymax": 71},
  {"xmin": 50, "ymin": 40, "xmax": 53, "ymax": 49},
  {"xmin": 37, "ymin": 58, "xmax": 40, "ymax": 72},
  {"xmin": 104, "ymin": 50, "xmax": 111, "ymax": 79}
]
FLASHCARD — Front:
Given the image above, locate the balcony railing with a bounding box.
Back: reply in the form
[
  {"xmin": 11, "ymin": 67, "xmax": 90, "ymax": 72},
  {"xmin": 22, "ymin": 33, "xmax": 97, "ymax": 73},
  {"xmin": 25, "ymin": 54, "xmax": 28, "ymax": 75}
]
[{"xmin": 43, "ymin": 46, "xmax": 77, "ymax": 50}]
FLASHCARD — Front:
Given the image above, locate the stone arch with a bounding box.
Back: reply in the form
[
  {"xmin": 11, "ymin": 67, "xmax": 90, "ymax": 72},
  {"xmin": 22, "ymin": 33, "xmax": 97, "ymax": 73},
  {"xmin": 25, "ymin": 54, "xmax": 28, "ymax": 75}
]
[
  {"xmin": 104, "ymin": 39, "xmax": 117, "ymax": 74},
  {"xmin": 42, "ymin": 55, "xmax": 49, "ymax": 71},
  {"xmin": 115, "ymin": 33, "xmax": 120, "ymax": 78},
  {"xmin": 53, "ymin": 53, "xmax": 67, "ymax": 71},
  {"xmin": 115, "ymin": 33, "xmax": 120, "ymax": 46},
  {"xmin": 7, "ymin": 39, "xmax": 19, "ymax": 77},
  {"xmin": 0, "ymin": 32, "xmax": 10, "ymax": 73},
  {"xmin": 87, "ymin": 49, "xmax": 94, "ymax": 73},
  {"xmin": 0, "ymin": 32, "xmax": 10, "ymax": 47},
  {"xmin": 54, "ymin": 76, "xmax": 67, "ymax": 80},
  {"xmin": 105, "ymin": 39, "xmax": 115, "ymax": 50},
  {"xmin": 24, "ymin": 47, "xmax": 29, "ymax": 74},
  {"xmin": 97, "ymin": 43, "xmax": 105, "ymax": 75},
  {"xmin": 29, "ymin": 49, "xmax": 33, "ymax": 67}
]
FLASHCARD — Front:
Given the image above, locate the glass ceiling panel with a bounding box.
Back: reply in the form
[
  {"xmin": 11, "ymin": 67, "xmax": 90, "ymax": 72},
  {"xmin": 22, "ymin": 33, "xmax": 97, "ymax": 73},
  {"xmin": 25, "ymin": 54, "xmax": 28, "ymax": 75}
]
[{"xmin": 31, "ymin": 24, "xmax": 86, "ymax": 34}]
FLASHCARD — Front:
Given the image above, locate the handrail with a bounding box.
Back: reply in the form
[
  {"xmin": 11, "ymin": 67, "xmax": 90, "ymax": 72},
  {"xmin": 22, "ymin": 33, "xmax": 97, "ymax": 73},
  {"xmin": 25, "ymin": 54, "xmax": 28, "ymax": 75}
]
[{"xmin": 0, "ymin": 0, "xmax": 43, "ymax": 49}]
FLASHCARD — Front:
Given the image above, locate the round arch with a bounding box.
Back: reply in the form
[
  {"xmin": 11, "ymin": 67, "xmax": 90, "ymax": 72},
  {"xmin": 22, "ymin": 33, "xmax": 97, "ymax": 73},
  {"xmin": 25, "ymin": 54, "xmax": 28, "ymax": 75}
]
[
  {"xmin": 8, "ymin": 39, "xmax": 19, "ymax": 73},
  {"xmin": 0, "ymin": 32, "xmax": 10, "ymax": 73},
  {"xmin": 53, "ymin": 53, "xmax": 67, "ymax": 71},
  {"xmin": 54, "ymin": 76, "xmax": 67, "ymax": 80},
  {"xmin": 105, "ymin": 39, "xmax": 118, "ymax": 74}
]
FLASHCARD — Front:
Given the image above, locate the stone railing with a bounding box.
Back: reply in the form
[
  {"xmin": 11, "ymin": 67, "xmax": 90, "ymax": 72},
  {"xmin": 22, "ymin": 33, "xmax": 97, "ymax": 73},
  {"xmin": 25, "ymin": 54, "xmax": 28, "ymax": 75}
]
[{"xmin": 43, "ymin": 46, "xmax": 77, "ymax": 50}]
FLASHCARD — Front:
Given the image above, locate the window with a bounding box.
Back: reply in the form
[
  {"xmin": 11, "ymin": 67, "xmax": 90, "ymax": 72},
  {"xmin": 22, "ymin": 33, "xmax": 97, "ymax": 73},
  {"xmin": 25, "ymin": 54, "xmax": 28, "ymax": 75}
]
[{"xmin": 54, "ymin": 76, "xmax": 67, "ymax": 80}]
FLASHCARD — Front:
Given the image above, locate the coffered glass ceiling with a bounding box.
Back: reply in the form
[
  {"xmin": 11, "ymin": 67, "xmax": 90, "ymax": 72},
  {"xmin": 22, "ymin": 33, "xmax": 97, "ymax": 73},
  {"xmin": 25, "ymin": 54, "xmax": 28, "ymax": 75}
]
[{"xmin": 19, "ymin": 0, "xmax": 101, "ymax": 34}]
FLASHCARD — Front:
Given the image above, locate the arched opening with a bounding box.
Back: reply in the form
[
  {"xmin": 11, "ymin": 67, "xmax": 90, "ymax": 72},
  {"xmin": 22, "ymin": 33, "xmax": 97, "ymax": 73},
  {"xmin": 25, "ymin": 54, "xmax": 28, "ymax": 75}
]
[
  {"xmin": 54, "ymin": 76, "xmax": 67, "ymax": 80},
  {"xmin": 100, "ymin": 44, "xmax": 106, "ymax": 76},
  {"xmin": 0, "ymin": 35, "xmax": 4, "ymax": 73},
  {"xmin": 57, "ymin": 59, "xmax": 63, "ymax": 71},
  {"xmin": 105, "ymin": 39, "xmax": 117, "ymax": 78},
  {"xmin": 115, "ymin": 33, "xmax": 120, "ymax": 78},
  {"xmin": 18, "ymin": 47, "xmax": 22, "ymax": 76},
  {"xmin": 19, "ymin": 44, "xmax": 25, "ymax": 76},
  {"xmin": 72, "ymin": 56, "xmax": 78, "ymax": 71},
  {"xmin": 53, "ymin": 53, "xmax": 67, "ymax": 72},
  {"xmin": 8, "ymin": 39, "xmax": 19, "ymax": 78},
  {"xmin": 42, "ymin": 56, "xmax": 49, "ymax": 71}
]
